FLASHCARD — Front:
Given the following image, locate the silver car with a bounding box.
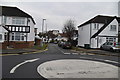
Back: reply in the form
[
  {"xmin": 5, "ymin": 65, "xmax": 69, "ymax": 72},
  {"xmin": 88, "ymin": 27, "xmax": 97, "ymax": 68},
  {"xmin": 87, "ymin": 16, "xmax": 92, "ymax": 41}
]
[{"xmin": 100, "ymin": 42, "xmax": 120, "ymax": 52}]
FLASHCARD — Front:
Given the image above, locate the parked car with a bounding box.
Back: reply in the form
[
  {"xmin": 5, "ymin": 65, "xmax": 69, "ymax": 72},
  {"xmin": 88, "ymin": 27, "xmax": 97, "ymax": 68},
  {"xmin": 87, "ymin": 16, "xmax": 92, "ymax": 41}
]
[
  {"xmin": 61, "ymin": 42, "xmax": 72, "ymax": 49},
  {"xmin": 58, "ymin": 41, "xmax": 64, "ymax": 47},
  {"xmin": 100, "ymin": 42, "xmax": 120, "ymax": 52},
  {"xmin": 54, "ymin": 41, "xmax": 58, "ymax": 44}
]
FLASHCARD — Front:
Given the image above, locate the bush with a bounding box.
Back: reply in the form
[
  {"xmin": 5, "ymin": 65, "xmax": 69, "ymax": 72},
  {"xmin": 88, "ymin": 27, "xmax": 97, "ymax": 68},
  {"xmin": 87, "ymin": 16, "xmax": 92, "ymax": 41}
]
[{"xmin": 33, "ymin": 43, "xmax": 48, "ymax": 50}]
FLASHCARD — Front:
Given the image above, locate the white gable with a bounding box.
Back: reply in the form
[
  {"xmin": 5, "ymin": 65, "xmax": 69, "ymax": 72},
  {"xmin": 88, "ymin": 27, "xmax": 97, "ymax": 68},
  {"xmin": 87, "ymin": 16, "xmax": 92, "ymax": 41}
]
[{"xmin": 100, "ymin": 18, "xmax": 118, "ymax": 36}]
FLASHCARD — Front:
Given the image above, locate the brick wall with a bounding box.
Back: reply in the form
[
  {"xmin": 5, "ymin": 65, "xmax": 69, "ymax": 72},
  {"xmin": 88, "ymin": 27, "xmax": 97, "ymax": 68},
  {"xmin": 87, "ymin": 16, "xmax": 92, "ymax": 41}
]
[
  {"xmin": 35, "ymin": 38, "xmax": 41, "ymax": 45},
  {"xmin": 0, "ymin": 41, "xmax": 34, "ymax": 49}
]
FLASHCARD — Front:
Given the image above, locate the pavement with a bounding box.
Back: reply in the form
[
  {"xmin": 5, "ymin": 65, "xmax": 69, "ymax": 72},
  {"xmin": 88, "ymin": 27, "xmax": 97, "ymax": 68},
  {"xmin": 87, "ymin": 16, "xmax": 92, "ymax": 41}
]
[
  {"xmin": 0, "ymin": 46, "xmax": 48, "ymax": 56},
  {"xmin": 0, "ymin": 45, "xmax": 119, "ymax": 57},
  {"xmin": 71, "ymin": 47, "xmax": 120, "ymax": 57}
]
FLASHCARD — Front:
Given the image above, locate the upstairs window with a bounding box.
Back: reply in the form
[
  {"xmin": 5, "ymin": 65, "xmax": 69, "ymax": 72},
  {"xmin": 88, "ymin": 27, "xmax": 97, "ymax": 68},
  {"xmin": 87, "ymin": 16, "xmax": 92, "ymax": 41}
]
[
  {"xmin": 94, "ymin": 23, "xmax": 99, "ymax": 30},
  {"xmin": 110, "ymin": 25, "xmax": 116, "ymax": 31},
  {"xmin": 4, "ymin": 17, "xmax": 7, "ymax": 24},
  {"xmin": 12, "ymin": 18, "xmax": 25, "ymax": 25}
]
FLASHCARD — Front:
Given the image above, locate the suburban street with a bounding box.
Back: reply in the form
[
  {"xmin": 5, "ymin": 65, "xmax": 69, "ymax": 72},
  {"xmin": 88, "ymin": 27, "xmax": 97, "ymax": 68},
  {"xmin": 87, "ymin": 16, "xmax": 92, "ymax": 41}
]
[{"xmin": 2, "ymin": 43, "xmax": 119, "ymax": 79}]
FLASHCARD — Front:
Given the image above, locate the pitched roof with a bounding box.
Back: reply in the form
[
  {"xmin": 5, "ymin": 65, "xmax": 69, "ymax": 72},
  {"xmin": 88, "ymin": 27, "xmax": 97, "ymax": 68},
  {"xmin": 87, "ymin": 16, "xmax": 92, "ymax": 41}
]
[
  {"xmin": 0, "ymin": 6, "xmax": 35, "ymax": 24},
  {"xmin": 78, "ymin": 15, "xmax": 119, "ymax": 28},
  {"xmin": 78, "ymin": 15, "xmax": 120, "ymax": 38},
  {"xmin": 91, "ymin": 17, "xmax": 115, "ymax": 38}
]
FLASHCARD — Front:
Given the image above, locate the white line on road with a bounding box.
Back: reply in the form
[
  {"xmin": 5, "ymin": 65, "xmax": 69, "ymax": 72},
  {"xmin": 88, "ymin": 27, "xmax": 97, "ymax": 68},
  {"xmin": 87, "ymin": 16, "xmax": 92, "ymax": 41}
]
[
  {"xmin": 64, "ymin": 53, "xmax": 71, "ymax": 54},
  {"xmin": 72, "ymin": 53, "xmax": 78, "ymax": 55},
  {"xmin": 80, "ymin": 57, "xmax": 119, "ymax": 64},
  {"xmin": 104, "ymin": 60, "xmax": 118, "ymax": 64},
  {"xmin": 10, "ymin": 58, "xmax": 39, "ymax": 74}
]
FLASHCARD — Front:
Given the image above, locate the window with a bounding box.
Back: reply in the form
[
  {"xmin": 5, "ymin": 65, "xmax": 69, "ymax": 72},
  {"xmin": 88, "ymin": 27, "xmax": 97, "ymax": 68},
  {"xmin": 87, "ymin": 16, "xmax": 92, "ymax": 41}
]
[
  {"xmin": 21, "ymin": 33, "xmax": 24, "ymax": 41},
  {"xmin": 11, "ymin": 33, "xmax": 25, "ymax": 41},
  {"xmin": 12, "ymin": 18, "xmax": 25, "ymax": 25},
  {"xmin": 12, "ymin": 33, "xmax": 14, "ymax": 40},
  {"xmin": 4, "ymin": 17, "xmax": 7, "ymax": 24},
  {"xmin": 4, "ymin": 33, "xmax": 7, "ymax": 41},
  {"xmin": 0, "ymin": 34, "xmax": 2, "ymax": 40},
  {"xmin": 94, "ymin": 23, "xmax": 99, "ymax": 30},
  {"xmin": 110, "ymin": 25, "xmax": 116, "ymax": 31},
  {"xmin": 15, "ymin": 32, "xmax": 20, "ymax": 41},
  {"xmin": 106, "ymin": 37, "xmax": 116, "ymax": 42}
]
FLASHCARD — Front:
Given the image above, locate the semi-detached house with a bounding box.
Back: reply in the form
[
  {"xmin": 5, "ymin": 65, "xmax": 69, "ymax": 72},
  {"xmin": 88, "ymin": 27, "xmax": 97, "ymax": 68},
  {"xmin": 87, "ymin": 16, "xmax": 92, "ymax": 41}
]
[
  {"xmin": 78, "ymin": 15, "xmax": 120, "ymax": 48},
  {"xmin": 0, "ymin": 6, "xmax": 36, "ymax": 49}
]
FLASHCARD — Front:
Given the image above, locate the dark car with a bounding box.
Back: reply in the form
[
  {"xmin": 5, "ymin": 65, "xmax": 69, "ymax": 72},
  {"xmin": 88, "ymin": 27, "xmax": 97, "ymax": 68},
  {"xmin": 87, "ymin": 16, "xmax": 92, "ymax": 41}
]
[
  {"xmin": 58, "ymin": 41, "xmax": 64, "ymax": 47},
  {"xmin": 61, "ymin": 42, "xmax": 72, "ymax": 49},
  {"xmin": 100, "ymin": 42, "xmax": 120, "ymax": 52}
]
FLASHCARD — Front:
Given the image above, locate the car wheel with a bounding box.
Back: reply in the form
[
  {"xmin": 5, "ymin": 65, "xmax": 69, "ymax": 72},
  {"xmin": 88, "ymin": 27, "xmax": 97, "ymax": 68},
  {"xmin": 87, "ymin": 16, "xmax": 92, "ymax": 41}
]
[
  {"xmin": 100, "ymin": 46, "xmax": 103, "ymax": 50},
  {"xmin": 110, "ymin": 48, "xmax": 114, "ymax": 52}
]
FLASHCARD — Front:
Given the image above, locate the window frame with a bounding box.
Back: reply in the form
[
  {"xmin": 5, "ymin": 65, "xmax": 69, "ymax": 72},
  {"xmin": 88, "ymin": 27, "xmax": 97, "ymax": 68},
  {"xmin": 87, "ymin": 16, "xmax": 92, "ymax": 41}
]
[
  {"xmin": 106, "ymin": 37, "xmax": 116, "ymax": 42},
  {"xmin": 110, "ymin": 25, "xmax": 117, "ymax": 31},
  {"xmin": 12, "ymin": 17, "xmax": 25, "ymax": 25},
  {"xmin": 94, "ymin": 23, "xmax": 99, "ymax": 30}
]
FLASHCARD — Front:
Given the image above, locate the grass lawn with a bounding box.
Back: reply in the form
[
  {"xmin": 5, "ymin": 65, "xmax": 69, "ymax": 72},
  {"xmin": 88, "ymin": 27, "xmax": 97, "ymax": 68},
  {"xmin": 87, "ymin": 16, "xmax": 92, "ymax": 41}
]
[{"xmin": 32, "ymin": 43, "xmax": 48, "ymax": 50}]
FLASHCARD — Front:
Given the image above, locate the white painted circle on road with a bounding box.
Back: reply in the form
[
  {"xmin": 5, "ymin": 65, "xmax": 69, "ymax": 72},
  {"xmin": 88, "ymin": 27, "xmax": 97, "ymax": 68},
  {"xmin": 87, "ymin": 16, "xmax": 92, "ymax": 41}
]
[{"xmin": 37, "ymin": 59, "xmax": 118, "ymax": 78}]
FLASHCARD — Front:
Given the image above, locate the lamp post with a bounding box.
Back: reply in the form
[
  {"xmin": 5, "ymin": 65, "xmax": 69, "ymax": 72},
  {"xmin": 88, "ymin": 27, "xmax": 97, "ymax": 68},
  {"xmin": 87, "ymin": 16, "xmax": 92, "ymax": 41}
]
[
  {"xmin": 42, "ymin": 19, "xmax": 46, "ymax": 34},
  {"xmin": 41, "ymin": 19, "xmax": 46, "ymax": 46}
]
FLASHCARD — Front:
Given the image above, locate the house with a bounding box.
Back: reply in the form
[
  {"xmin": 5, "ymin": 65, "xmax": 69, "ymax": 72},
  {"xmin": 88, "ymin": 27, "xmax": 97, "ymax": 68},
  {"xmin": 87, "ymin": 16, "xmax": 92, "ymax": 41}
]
[
  {"xmin": 55, "ymin": 30, "xmax": 78, "ymax": 42},
  {"xmin": 34, "ymin": 28, "xmax": 41, "ymax": 45},
  {"xmin": 55, "ymin": 33, "xmax": 68, "ymax": 41},
  {"xmin": 47, "ymin": 30, "xmax": 59, "ymax": 42},
  {"xmin": 52, "ymin": 30, "xmax": 59, "ymax": 35},
  {"xmin": 0, "ymin": 6, "xmax": 36, "ymax": 49},
  {"xmin": 78, "ymin": 15, "xmax": 119, "ymax": 48}
]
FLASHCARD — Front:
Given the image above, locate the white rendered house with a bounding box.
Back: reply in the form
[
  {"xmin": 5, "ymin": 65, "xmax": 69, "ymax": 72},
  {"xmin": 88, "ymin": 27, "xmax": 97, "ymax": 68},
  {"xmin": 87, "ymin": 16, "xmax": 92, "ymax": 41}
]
[
  {"xmin": 0, "ymin": 6, "xmax": 35, "ymax": 49},
  {"xmin": 78, "ymin": 15, "xmax": 119, "ymax": 48}
]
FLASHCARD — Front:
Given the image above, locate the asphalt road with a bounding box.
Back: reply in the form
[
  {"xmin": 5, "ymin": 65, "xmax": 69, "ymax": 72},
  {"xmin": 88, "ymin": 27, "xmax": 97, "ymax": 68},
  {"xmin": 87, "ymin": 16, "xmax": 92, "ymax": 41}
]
[{"xmin": 2, "ymin": 43, "xmax": 119, "ymax": 80}]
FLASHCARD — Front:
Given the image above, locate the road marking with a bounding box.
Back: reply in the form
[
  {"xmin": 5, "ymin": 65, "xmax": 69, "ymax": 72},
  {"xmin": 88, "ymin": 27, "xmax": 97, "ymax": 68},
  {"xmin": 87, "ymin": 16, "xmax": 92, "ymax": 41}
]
[
  {"xmin": 80, "ymin": 57, "xmax": 93, "ymax": 60},
  {"xmin": 72, "ymin": 53, "xmax": 78, "ymax": 55},
  {"xmin": 64, "ymin": 53, "xmax": 71, "ymax": 54},
  {"xmin": 80, "ymin": 57, "xmax": 119, "ymax": 64},
  {"xmin": 10, "ymin": 58, "xmax": 39, "ymax": 74},
  {"xmin": 104, "ymin": 60, "xmax": 118, "ymax": 64},
  {"xmin": 88, "ymin": 53, "xmax": 95, "ymax": 55}
]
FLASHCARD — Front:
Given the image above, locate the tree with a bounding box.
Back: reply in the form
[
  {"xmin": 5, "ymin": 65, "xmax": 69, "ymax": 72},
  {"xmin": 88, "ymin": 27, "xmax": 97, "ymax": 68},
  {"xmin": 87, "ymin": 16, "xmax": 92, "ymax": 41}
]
[
  {"xmin": 47, "ymin": 31, "xmax": 57, "ymax": 39},
  {"xmin": 62, "ymin": 19, "xmax": 76, "ymax": 43}
]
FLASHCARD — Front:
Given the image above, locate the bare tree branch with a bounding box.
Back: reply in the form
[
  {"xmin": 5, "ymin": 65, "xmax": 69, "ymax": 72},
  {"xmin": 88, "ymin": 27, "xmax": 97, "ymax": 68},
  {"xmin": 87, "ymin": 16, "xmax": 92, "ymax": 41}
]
[{"xmin": 62, "ymin": 19, "xmax": 76, "ymax": 42}]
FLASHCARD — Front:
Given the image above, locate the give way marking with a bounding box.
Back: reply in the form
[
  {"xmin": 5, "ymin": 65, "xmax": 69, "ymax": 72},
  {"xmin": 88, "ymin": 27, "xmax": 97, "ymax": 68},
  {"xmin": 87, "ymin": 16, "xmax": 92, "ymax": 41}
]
[{"xmin": 10, "ymin": 58, "xmax": 39, "ymax": 74}]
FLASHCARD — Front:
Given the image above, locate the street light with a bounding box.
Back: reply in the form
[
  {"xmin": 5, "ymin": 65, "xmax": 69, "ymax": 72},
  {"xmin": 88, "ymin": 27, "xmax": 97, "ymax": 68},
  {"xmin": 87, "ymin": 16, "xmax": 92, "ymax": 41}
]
[
  {"xmin": 41, "ymin": 19, "xmax": 46, "ymax": 46},
  {"xmin": 42, "ymin": 19, "xmax": 46, "ymax": 34}
]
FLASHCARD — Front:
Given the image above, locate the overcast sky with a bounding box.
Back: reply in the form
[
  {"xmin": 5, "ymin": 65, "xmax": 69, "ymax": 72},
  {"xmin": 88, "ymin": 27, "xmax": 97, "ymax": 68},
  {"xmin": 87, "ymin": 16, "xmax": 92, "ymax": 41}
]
[{"xmin": 0, "ymin": 0, "xmax": 119, "ymax": 33}]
